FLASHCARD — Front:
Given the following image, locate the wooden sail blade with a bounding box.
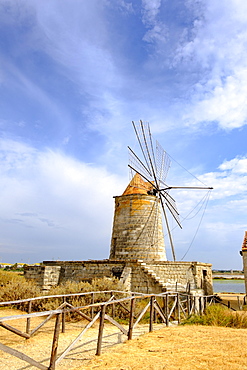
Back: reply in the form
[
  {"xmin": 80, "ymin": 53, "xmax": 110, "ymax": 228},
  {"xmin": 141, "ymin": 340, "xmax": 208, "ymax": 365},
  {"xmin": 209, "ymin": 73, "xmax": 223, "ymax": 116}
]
[
  {"xmin": 139, "ymin": 121, "xmax": 160, "ymax": 187},
  {"xmin": 159, "ymin": 193, "xmax": 176, "ymax": 261},
  {"xmin": 128, "ymin": 146, "xmax": 153, "ymax": 181},
  {"xmin": 155, "ymin": 140, "xmax": 171, "ymax": 185},
  {"xmin": 132, "ymin": 121, "xmax": 159, "ymax": 183},
  {"xmin": 160, "ymin": 191, "xmax": 182, "ymax": 229},
  {"xmin": 132, "ymin": 121, "xmax": 153, "ymax": 175}
]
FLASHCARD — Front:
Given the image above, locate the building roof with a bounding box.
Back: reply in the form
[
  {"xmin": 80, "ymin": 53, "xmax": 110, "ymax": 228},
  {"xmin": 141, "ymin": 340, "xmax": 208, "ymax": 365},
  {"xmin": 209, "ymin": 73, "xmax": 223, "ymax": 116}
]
[
  {"xmin": 242, "ymin": 231, "xmax": 247, "ymax": 251},
  {"xmin": 122, "ymin": 173, "xmax": 154, "ymax": 196}
]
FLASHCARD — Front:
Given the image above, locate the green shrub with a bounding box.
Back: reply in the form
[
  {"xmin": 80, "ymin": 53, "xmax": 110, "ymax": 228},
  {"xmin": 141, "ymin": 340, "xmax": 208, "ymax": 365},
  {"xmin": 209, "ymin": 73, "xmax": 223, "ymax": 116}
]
[{"xmin": 183, "ymin": 304, "xmax": 247, "ymax": 328}]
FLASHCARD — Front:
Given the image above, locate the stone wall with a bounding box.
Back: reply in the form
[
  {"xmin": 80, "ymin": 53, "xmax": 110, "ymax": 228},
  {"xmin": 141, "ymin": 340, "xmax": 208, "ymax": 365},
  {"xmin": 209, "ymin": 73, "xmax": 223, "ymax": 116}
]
[
  {"xmin": 241, "ymin": 231, "xmax": 247, "ymax": 294},
  {"xmin": 24, "ymin": 259, "xmax": 213, "ymax": 295},
  {"xmin": 24, "ymin": 265, "xmax": 61, "ymax": 292},
  {"xmin": 241, "ymin": 251, "xmax": 247, "ymax": 294}
]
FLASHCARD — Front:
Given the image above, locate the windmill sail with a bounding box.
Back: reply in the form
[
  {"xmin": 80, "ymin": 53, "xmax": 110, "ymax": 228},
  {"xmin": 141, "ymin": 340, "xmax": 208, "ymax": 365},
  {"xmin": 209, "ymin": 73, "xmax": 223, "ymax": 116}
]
[
  {"xmin": 130, "ymin": 120, "xmax": 182, "ymax": 229},
  {"xmin": 128, "ymin": 120, "xmax": 213, "ymax": 261}
]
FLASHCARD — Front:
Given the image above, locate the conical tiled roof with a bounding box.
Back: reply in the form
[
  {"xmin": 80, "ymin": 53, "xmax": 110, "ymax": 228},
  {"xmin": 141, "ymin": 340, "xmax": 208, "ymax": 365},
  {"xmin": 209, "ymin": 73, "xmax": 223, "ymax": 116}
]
[
  {"xmin": 122, "ymin": 173, "xmax": 153, "ymax": 195},
  {"xmin": 242, "ymin": 231, "xmax": 247, "ymax": 251}
]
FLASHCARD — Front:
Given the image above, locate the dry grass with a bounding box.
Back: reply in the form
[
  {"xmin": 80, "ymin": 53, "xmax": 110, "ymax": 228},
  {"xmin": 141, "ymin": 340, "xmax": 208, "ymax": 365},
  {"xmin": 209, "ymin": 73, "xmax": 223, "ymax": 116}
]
[{"xmin": 83, "ymin": 325, "xmax": 247, "ymax": 370}]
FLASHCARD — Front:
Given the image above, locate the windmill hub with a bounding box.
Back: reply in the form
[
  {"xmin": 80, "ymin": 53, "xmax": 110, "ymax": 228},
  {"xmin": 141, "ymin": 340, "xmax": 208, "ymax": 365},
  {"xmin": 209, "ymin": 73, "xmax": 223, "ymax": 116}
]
[{"xmin": 147, "ymin": 188, "xmax": 158, "ymax": 196}]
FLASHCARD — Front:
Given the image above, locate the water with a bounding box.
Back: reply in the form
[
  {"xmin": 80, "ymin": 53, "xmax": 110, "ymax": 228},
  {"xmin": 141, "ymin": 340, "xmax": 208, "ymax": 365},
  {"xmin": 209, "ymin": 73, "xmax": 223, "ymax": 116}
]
[{"xmin": 213, "ymin": 279, "xmax": 245, "ymax": 294}]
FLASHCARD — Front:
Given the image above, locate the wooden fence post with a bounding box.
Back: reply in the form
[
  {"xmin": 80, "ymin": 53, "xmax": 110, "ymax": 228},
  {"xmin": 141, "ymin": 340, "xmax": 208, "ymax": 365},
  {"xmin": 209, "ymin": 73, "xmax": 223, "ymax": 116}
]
[
  {"xmin": 62, "ymin": 296, "xmax": 66, "ymax": 333},
  {"xmin": 149, "ymin": 296, "xmax": 155, "ymax": 332},
  {"xmin": 26, "ymin": 301, "xmax": 32, "ymax": 335},
  {"xmin": 177, "ymin": 293, "xmax": 180, "ymax": 324},
  {"xmin": 199, "ymin": 297, "xmax": 202, "ymax": 315},
  {"xmin": 128, "ymin": 298, "xmax": 136, "ymax": 340},
  {"xmin": 165, "ymin": 294, "xmax": 169, "ymax": 326},
  {"xmin": 111, "ymin": 291, "xmax": 115, "ymax": 319},
  {"xmin": 204, "ymin": 296, "xmax": 207, "ymax": 313},
  {"xmin": 96, "ymin": 304, "xmax": 106, "ymax": 356},
  {"xmin": 237, "ymin": 296, "xmax": 241, "ymax": 310},
  {"xmin": 48, "ymin": 313, "xmax": 61, "ymax": 370},
  {"xmin": 91, "ymin": 293, "xmax": 95, "ymax": 319},
  {"xmin": 187, "ymin": 295, "xmax": 190, "ymax": 317}
]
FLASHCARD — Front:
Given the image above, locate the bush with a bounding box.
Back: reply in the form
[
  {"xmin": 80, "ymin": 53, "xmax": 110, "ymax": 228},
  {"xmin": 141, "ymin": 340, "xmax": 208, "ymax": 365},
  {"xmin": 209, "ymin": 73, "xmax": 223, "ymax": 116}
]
[
  {"xmin": 183, "ymin": 304, "xmax": 247, "ymax": 328},
  {"xmin": 0, "ymin": 276, "xmax": 151, "ymax": 323},
  {"xmin": 0, "ymin": 269, "xmax": 24, "ymax": 286},
  {"xmin": 0, "ymin": 279, "xmax": 42, "ymax": 312},
  {"xmin": 41, "ymin": 277, "xmax": 128, "ymax": 321}
]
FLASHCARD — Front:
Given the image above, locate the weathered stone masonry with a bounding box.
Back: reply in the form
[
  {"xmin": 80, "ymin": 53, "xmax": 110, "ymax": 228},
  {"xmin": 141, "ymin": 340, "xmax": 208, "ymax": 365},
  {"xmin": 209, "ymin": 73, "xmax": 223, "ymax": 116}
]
[{"xmin": 24, "ymin": 259, "xmax": 213, "ymax": 294}]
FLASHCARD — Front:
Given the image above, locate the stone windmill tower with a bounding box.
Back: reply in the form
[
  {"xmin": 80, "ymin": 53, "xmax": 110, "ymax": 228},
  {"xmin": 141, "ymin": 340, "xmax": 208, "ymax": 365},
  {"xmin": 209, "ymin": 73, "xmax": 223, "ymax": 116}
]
[{"xmin": 109, "ymin": 173, "xmax": 166, "ymax": 262}]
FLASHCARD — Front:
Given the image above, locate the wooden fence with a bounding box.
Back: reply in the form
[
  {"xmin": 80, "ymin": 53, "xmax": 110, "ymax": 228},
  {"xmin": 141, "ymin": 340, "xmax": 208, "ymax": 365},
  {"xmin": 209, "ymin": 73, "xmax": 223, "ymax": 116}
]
[{"xmin": 0, "ymin": 291, "xmax": 241, "ymax": 370}]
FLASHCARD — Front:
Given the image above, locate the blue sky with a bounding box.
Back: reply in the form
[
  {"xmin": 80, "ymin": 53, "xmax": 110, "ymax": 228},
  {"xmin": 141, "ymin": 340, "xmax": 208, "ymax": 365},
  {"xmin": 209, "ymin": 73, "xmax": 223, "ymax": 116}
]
[{"xmin": 0, "ymin": 0, "xmax": 247, "ymax": 269}]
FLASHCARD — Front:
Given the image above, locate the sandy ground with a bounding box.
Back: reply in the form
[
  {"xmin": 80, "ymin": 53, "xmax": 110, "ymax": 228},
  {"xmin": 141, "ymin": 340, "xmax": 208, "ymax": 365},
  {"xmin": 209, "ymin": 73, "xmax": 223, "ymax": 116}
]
[
  {"xmin": 83, "ymin": 325, "xmax": 247, "ymax": 370},
  {"xmin": 0, "ymin": 294, "xmax": 246, "ymax": 370},
  {"xmin": 0, "ymin": 308, "xmax": 163, "ymax": 370},
  {"xmin": 217, "ymin": 293, "xmax": 246, "ymax": 310}
]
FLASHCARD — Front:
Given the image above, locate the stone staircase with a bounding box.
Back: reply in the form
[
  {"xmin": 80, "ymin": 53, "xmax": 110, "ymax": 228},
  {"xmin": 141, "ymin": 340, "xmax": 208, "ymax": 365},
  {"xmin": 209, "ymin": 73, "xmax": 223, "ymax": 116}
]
[
  {"xmin": 137, "ymin": 260, "xmax": 167, "ymax": 291},
  {"xmin": 137, "ymin": 260, "xmax": 187, "ymax": 292}
]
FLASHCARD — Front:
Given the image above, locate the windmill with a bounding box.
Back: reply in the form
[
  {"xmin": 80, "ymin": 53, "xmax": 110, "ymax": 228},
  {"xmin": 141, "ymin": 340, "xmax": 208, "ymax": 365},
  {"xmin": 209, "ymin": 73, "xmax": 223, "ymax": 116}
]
[{"xmin": 128, "ymin": 120, "xmax": 213, "ymax": 261}]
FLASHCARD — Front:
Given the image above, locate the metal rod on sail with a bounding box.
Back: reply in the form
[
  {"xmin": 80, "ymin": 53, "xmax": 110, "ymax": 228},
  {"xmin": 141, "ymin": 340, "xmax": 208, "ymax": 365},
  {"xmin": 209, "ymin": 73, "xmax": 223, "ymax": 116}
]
[
  {"xmin": 160, "ymin": 186, "xmax": 213, "ymax": 191},
  {"xmin": 132, "ymin": 121, "xmax": 152, "ymax": 175},
  {"xmin": 140, "ymin": 121, "xmax": 159, "ymax": 189},
  {"xmin": 159, "ymin": 194, "xmax": 176, "ymax": 261},
  {"xmin": 147, "ymin": 122, "xmax": 157, "ymax": 173},
  {"xmin": 128, "ymin": 146, "xmax": 152, "ymax": 177},
  {"xmin": 128, "ymin": 164, "xmax": 158, "ymax": 191}
]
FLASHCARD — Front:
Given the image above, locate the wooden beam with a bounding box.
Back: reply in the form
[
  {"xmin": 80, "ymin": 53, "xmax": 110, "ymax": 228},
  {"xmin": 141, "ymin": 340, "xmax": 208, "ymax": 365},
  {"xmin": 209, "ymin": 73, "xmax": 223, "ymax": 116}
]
[
  {"xmin": 0, "ymin": 322, "xmax": 30, "ymax": 339},
  {"xmin": 48, "ymin": 314, "xmax": 61, "ymax": 370},
  {"xmin": 128, "ymin": 298, "xmax": 136, "ymax": 340},
  {"xmin": 149, "ymin": 296, "xmax": 155, "ymax": 332},
  {"xmin": 104, "ymin": 314, "xmax": 128, "ymax": 335},
  {"xmin": 56, "ymin": 311, "xmax": 101, "ymax": 365},
  {"xmin": 96, "ymin": 305, "xmax": 106, "ymax": 356},
  {"xmin": 0, "ymin": 343, "xmax": 47, "ymax": 370}
]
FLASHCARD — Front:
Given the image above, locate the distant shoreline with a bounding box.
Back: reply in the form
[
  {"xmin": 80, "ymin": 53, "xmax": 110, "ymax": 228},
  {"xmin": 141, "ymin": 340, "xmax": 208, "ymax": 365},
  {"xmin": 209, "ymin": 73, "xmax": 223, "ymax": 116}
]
[{"xmin": 213, "ymin": 274, "xmax": 244, "ymax": 280}]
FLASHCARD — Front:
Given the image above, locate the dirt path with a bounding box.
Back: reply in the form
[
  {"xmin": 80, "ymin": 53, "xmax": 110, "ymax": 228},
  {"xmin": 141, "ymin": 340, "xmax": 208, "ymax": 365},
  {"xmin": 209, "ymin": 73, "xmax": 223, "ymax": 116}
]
[
  {"xmin": 0, "ymin": 308, "xmax": 163, "ymax": 370},
  {"xmin": 1, "ymin": 306, "xmax": 247, "ymax": 370}
]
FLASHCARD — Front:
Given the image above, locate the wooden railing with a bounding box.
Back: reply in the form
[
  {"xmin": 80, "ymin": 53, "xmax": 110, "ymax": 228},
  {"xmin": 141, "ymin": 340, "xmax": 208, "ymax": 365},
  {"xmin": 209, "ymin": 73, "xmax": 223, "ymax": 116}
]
[{"xmin": 0, "ymin": 291, "xmax": 240, "ymax": 370}]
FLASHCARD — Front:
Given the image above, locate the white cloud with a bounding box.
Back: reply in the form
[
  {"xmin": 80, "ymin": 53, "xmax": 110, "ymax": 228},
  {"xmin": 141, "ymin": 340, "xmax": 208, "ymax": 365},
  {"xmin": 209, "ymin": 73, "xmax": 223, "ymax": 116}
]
[
  {"xmin": 0, "ymin": 138, "xmax": 126, "ymax": 262},
  {"xmin": 219, "ymin": 157, "xmax": 247, "ymax": 174},
  {"xmin": 142, "ymin": 0, "xmax": 161, "ymax": 25},
  {"xmin": 177, "ymin": 0, "xmax": 247, "ymax": 129},
  {"xmin": 168, "ymin": 154, "xmax": 247, "ymax": 235},
  {"xmin": 141, "ymin": 0, "xmax": 168, "ymax": 44},
  {"xmin": 179, "ymin": 156, "xmax": 247, "ymax": 202}
]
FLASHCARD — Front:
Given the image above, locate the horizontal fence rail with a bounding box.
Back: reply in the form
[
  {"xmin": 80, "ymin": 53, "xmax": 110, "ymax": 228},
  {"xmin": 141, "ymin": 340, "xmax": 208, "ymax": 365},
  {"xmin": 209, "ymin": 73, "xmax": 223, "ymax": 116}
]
[{"xmin": 0, "ymin": 291, "xmax": 243, "ymax": 370}]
